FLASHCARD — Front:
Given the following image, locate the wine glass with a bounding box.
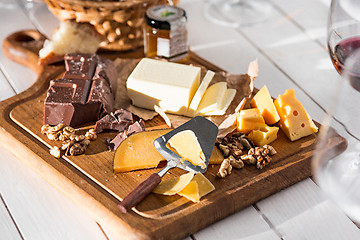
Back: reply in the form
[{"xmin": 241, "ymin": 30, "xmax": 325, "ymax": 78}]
[
  {"xmin": 204, "ymin": 0, "xmax": 274, "ymax": 28},
  {"xmin": 313, "ymin": 0, "xmax": 360, "ymax": 223}
]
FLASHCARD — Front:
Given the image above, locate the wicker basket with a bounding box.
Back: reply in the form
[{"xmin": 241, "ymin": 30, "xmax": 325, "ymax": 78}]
[{"xmin": 44, "ymin": 0, "xmax": 177, "ymax": 51}]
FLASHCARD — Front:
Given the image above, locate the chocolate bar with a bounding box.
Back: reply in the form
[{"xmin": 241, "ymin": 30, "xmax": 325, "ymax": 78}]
[{"xmin": 44, "ymin": 54, "xmax": 116, "ymax": 127}]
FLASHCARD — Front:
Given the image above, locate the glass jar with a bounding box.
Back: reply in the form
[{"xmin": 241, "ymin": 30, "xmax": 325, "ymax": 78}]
[{"xmin": 144, "ymin": 5, "xmax": 189, "ymax": 62}]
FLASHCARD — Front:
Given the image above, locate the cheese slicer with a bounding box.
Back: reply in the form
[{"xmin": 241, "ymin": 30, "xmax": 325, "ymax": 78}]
[{"xmin": 118, "ymin": 116, "xmax": 218, "ymax": 213}]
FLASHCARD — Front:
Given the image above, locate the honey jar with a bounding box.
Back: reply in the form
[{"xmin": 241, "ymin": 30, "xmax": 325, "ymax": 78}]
[{"xmin": 144, "ymin": 5, "xmax": 188, "ymax": 62}]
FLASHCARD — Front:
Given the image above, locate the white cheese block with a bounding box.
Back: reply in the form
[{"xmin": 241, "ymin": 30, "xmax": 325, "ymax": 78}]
[
  {"xmin": 202, "ymin": 88, "xmax": 236, "ymax": 116},
  {"xmin": 126, "ymin": 58, "xmax": 201, "ymax": 115},
  {"xmin": 195, "ymin": 82, "xmax": 227, "ymax": 115},
  {"xmin": 187, "ymin": 70, "xmax": 215, "ymax": 117}
]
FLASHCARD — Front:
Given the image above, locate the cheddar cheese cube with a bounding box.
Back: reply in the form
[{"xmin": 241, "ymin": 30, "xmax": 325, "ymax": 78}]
[
  {"xmin": 236, "ymin": 108, "xmax": 265, "ymax": 134},
  {"xmin": 248, "ymin": 124, "xmax": 279, "ymax": 146},
  {"xmin": 274, "ymin": 89, "xmax": 318, "ymax": 141},
  {"xmin": 250, "ymin": 85, "xmax": 280, "ymax": 125}
]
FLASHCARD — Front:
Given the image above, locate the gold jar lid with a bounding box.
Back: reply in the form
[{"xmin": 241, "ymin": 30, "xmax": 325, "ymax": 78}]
[{"xmin": 145, "ymin": 5, "xmax": 187, "ymax": 30}]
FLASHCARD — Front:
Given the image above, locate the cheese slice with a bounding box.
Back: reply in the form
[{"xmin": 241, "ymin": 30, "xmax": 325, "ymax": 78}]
[
  {"xmin": 236, "ymin": 108, "xmax": 266, "ymax": 134},
  {"xmin": 113, "ymin": 129, "xmax": 223, "ymax": 173},
  {"xmin": 113, "ymin": 129, "xmax": 170, "ymax": 173},
  {"xmin": 247, "ymin": 124, "xmax": 279, "ymax": 146},
  {"xmin": 154, "ymin": 172, "xmax": 215, "ymax": 203},
  {"xmin": 196, "ymin": 82, "xmax": 227, "ymax": 115},
  {"xmin": 187, "ymin": 70, "xmax": 215, "ymax": 117},
  {"xmin": 126, "ymin": 58, "xmax": 201, "ymax": 115},
  {"xmin": 202, "ymin": 88, "xmax": 236, "ymax": 116},
  {"xmin": 250, "ymin": 85, "xmax": 280, "ymax": 125},
  {"xmin": 153, "ymin": 172, "xmax": 195, "ymax": 195},
  {"xmin": 167, "ymin": 130, "xmax": 206, "ymax": 169},
  {"xmin": 177, "ymin": 181, "xmax": 200, "ymax": 202},
  {"xmin": 178, "ymin": 173, "xmax": 215, "ymax": 202},
  {"xmin": 274, "ymin": 89, "xmax": 318, "ymax": 141}
]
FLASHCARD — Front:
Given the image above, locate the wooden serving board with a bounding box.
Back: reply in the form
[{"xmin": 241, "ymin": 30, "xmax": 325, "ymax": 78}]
[{"xmin": 1, "ymin": 30, "xmax": 347, "ymax": 240}]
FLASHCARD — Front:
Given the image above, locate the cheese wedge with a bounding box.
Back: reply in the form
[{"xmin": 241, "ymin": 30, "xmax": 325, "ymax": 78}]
[
  {"xmin": 187, "ymin": 70, "xmax": 215, "ymax": 117},
  {"xmin": 113, "ymin": 129, "xmax": 223, "ymax": 173},
  {"xmin": 178, "ymin": 173, "xmax": 215, "ymax": 202},
  {"xmin": 196, "ymin": 82, "xmax": 227, "ymax": 115},
  {"xmin": 126, "ymin": 58, "xmax": 201, "ymax": 115},
  {"xmin": 153, "ymin": 172, "xmax": 195, "ymax": 195},
  {"xmin": 274, "ymin": 89, "xmax": 318, "ymax": 141},
  {"xmin": 167, "ymin": 130, "xmax": 206, "ymax": 169},
  {"xmin": 250, "ymin": 85, "xmax": 280, "ymax": 125},
  {"xmin": 236, "ymin": 108, "xmax": 266, "ymax": 134},
  {"xmin": 247, "ymin": 124, "xmax": 279, "ymax": 146},
  {"xmin": 113, "ymin": 129, "xmax": 170, "ymax": 173},
  {"xmin": 178, "ymin": 181, "xmax": 200, "ymax": 202}
]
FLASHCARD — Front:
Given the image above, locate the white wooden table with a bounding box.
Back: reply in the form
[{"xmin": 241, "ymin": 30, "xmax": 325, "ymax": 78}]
[{"xmin": 1, "ymin": 0, "xmax": 360, "ymax": 239}]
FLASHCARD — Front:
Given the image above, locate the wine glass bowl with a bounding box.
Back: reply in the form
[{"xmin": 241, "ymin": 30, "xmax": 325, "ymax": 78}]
[
  {"xmin": 204, "ymin": 0, "xmax": 274, "ymax": 28},
  {"xmin": 313, "ymin": 0, "xmax": 360, "ymax": 224}
]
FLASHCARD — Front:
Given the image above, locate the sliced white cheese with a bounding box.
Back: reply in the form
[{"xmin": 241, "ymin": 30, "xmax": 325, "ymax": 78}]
[
  {"xmin": 167, "ymin": 130, "xmax": 206, "ymax": 169},
  {"xmin": 187, "ymin": 70, "xmax": 215, "ymax": 117},
  {"xmin": 202, "ymin": 88, "xmax": 236, "ymax": 116},
  {"xmin": 126, "ymin": 58, "xmax": 201, "ymax": 115},
  {"xmin": 195, "ymin": 82, "xmax": 227, "ymax": 115}
]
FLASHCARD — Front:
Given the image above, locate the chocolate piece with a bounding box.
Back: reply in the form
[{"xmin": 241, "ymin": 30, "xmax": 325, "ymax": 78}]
[
  {"xmin": 127, "ymin": 119, "xmax": 145, "ymax": 136},
  {"xmin": 64, "ymin": 53, "xmax": 97, "ymax": 80},
  {"xmin": 107, "ymin": 120, "xmax": 146, "ymax": 151},
  {"xmin": 93, "ymin": 57, "xmax": 118, "ymax": 98},
  {"xmin": 94, "ymin": 109, "xmax": 133, "ymax": 133},
  {"xmin": 108, "ymin": 132, "xmax": 127, "ymax": 151},
  {"xmin": 89, "ymin": 78, "xmax": 114, "ymax": 115},
  {"xmin": 44, "ymin": 79, "xmax": 102, "ymax": 126}
]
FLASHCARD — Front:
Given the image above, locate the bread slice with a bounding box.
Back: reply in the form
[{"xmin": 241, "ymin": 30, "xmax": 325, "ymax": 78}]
[{"xmin": 39, "ymin": 21, "xmax": 104, "ymax": 65}]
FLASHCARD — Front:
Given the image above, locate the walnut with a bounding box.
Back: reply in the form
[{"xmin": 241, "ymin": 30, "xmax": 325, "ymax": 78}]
[
  {"xmin": 61, "ymin": 135, "xmax": 90, "ymax": 156},
  {"xmin": 41, "ymin": 123, "xmax": 75, "ymax": 141},
  {"xmin": 241, "ymin": 154, "xmax": 257, "ymax": 165},
  {"xmin": 217, "ymin": 157, "xmax": 232, "ymax": 178},
  {"xmin": 263, "ymin": 144, "xmax": 277, "ymax": 155},
  {"xmin": 229, "ymin": 155, "xmax": 244, "ymax": 169},
  {"xmin": 248, "ymin": 146, "xmax": 272, "ymax": 169},
  {"xmin": 85, "ymin": 128, "xmax": 97, "ymax": 141},
  {"xmin": 50, "ymin": 146, "xmax": 61, "ymax": 158},
  {"xmin": 218, "ymin": 144, "xmax": 230, "ymax": 157}
]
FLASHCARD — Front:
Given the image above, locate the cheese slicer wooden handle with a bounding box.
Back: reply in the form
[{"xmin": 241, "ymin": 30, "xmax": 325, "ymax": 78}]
[{"xmin": 118, "ymin": 173, "xmax": 161, "ymax": 213}]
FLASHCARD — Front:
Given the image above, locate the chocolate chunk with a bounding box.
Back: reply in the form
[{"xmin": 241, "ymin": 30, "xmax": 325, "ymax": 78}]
[
  {"xmin": 64, "ymin": 53, "xmax": 97, "ymax": 80},
  {"xmin": 93, "ymin": 57, "xmax": 118, "ymax": 98},
  {"xmin": 89, "ymin": 78, "xmax": 114, "ymax": 115},
  {"xmin": 108, "ymin": 132, "xmax": 127, "ymax": 151},
  {"xmin": 127, "ymin": 119, "xmax": 145, "ymax": 136},
  {"xmin": 94, "ymin": 109, "xmax": 133, "ymax": 133},
  {"xmin": 44, "ymin": 79, "xmax": 102, "ymax": 126},
  {"xmin": 107, "ymin": 120, "xmax": 146, "ymax": 151}
]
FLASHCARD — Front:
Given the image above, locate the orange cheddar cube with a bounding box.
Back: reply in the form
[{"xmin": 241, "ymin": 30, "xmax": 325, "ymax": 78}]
[{"xmin": 236, "ymin": 108, "xmax": 265, "ymax": 134}]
